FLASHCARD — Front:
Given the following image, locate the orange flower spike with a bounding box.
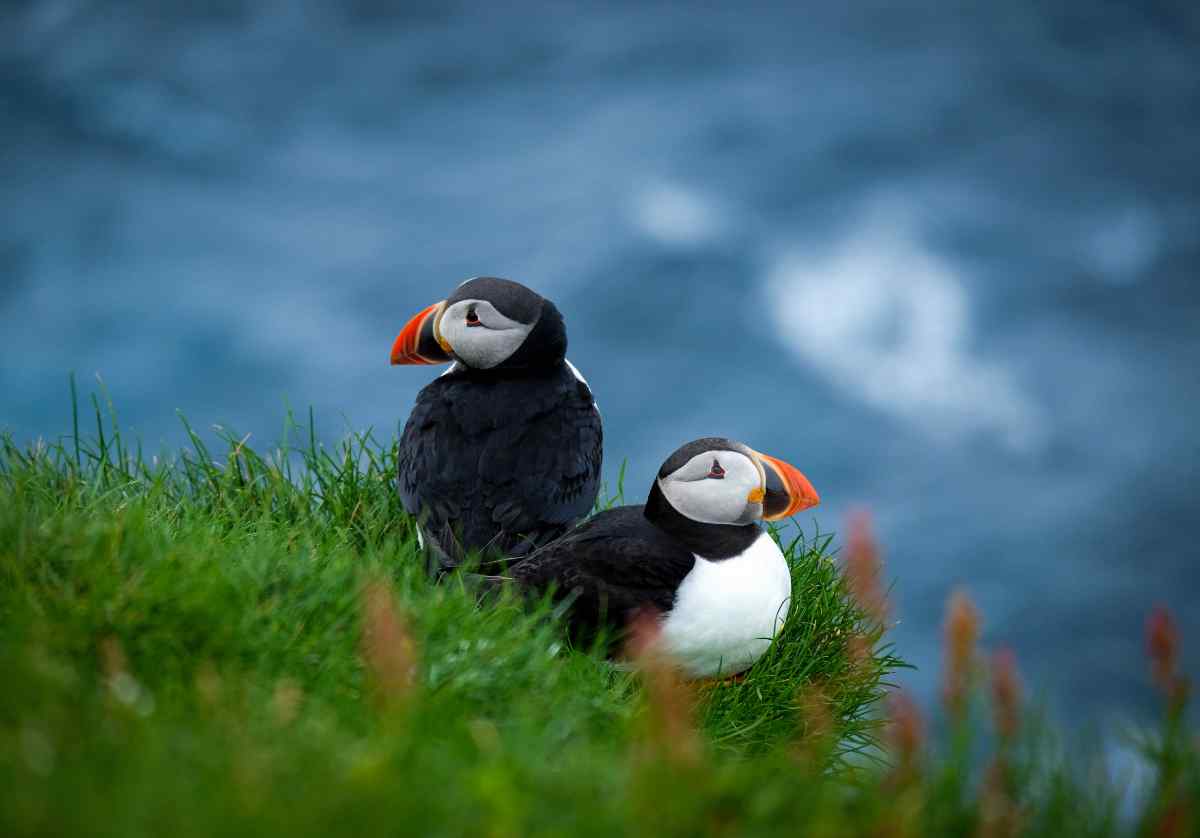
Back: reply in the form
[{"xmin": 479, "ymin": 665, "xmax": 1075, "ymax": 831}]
[
  {"xmin": 1147, "ymin": 605, "xmax": 1179, "ymax": 695},
  {"xmin": 1146, "ymin": 605, "xmax": 1191, "ymax": 714},
  {"xmin": 942, "ymin": 589, "xmax": 982, "ymax": 720},
  {"xmin": 624, "ymin": 609, "xmax": 699, "ymax": 766},
  {"xmin": 990, "ymin": 648, "xmax": 1023, "ymax": 742},
  {"xmin": 844, "ymin": 509, "xmax": 888, "ymax": 626},
  {"xmin": 99, "ymin": 635, "xmax": 128, "ymax": 679},
  {"xmin": 797, "ymin": 683, "xmax": 834, "ymax": 743},
  {"xmin": 359, "ymin": 580, "xmax": 419, "ymax": 708},
  {"xmin": 886, "ymin": 689, "xmax": 925, "ymax": 769}
]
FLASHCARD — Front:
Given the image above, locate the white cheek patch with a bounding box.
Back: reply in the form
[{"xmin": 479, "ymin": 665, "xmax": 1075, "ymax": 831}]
[
  {"xmin": 440, "ymin": 300, "xmax": 533, "ymax": 369},
  {"xmin": 662, "ymin": 479, "xmax": 739, "ymax": 525},
  {"xmin": 659, "ymin": 451, "xmax": 761, "ymax": 525}
]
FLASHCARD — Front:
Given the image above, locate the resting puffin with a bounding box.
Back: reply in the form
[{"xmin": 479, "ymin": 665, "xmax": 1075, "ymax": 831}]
[
  {"xmin": 502, "ymin": 437, "xmax": 820, "ymax": 678},
  {"xmin": 390, "ymin": 276, "xmax": 602, "ymax": 570}
]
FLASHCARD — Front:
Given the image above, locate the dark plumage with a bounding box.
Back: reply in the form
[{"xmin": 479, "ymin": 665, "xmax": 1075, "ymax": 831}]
[
  {"xmin": 392, "ymin": 277, "xmax": 602, "ymax": 569},
  {"xmin": 398, "ymin": 363, "xmax": 602, "ymax": 565},
  {"xmin": 496, "ymin": 437, "xmax": 821, "ymax": 676},
  {"xmin": 507, "ymin": 505, "xmax": 697, "ymax": 638}
]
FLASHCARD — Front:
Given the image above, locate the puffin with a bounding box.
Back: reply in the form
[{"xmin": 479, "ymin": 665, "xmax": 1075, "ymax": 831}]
[
  {"xmin": 498, "ymin": 437, "xmax": 820, "ymax": 678},
  {"xmin": 390, "ymin": 276, "xmax": 602, "ymax": 570}
]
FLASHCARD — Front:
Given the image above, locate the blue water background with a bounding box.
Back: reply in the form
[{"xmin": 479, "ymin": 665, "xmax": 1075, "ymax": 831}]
[{"xmin": 3, "ymin": 1, "xmax": 1198, "ymax": 727}]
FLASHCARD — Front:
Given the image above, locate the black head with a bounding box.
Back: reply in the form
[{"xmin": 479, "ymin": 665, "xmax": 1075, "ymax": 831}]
[
  {"xmin": 644, "ymin": 436, "xmax": 820, "ymax": 559},
  {"xmin": 390, "ymin": 276, "xmax": 567, "ymax": 370}
]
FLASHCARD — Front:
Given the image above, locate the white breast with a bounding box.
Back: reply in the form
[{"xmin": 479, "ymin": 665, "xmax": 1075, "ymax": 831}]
[{"xmin": 658, "ymin": 532, "xmax": 792, "ymax": 678}]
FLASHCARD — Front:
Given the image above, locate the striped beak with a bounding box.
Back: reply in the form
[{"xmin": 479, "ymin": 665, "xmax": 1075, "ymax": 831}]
[
  {"xmin": 390, "ymin": 301, "xmax": 452, "ymax": 365},
  {"xmin": 754, "ymin": 451, "xmax": 820, "ymax": 520}
]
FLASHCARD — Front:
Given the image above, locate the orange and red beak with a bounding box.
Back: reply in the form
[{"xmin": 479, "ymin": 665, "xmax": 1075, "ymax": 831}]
[
  {"xmin": 390, "ymin": 301, "xmax": 452, "ymax": 365},
  {"xmin": 754, "ymin": 451, "xmax": 820, "ymax": 520}
]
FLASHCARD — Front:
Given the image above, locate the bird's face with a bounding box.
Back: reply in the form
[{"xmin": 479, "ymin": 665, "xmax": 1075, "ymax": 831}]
[
  {"xmin": 655, "ymin": 438, "xmax": 820, "ymax": 526},
  {"xmin": 390, "ymin": 277, "xmax": 545, "ymax": 370},
  {"xmin": 437, "ymin": 298, "xmax": 536, "ymax": 369}
]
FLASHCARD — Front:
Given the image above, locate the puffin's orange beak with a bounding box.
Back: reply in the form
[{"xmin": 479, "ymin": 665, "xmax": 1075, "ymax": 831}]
[
  {"xmin": 390, "ymin": 301, "xmax": 451, "ymax": 365},
  {"xmin": 754, "ymin": 451, "xmax": 820, "ymax": 520}
]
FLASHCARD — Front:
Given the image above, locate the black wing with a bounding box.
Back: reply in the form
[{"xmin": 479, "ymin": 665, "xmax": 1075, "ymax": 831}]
[
  {"xmin": 397, "ymin": 364, "xmax": 602, "ymax": 565},
  {"xmin": 487, "ymin": 373, "xmax": 603, "ymax": 553},
  {"xmin": 511, "ymin": 506, "xmax": 696, "ymax": 639}
]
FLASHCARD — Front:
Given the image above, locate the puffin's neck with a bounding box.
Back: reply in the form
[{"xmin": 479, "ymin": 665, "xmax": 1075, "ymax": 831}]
[
  {"xmin": 643, "ymin": 483, "xmax": 762, "ymax": 560},
  {"xmin": 457, "ymin": 358, "xmax": 565, "ymax": 381},
  {"xmin": 495, "ymin": 299, "xmax": 568, "ymax": 371}
]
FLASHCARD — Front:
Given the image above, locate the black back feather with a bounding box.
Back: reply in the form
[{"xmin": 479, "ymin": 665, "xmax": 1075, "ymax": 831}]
[
  {"xmin": 397, "ymin": 360, "xmax": 602, "ymax": 568},
  {"xmin": 510, "ymin": 506, "xmax": 697, "ymax": 643}
]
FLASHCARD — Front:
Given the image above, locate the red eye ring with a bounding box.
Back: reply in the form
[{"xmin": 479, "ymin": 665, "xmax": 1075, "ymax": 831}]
[{"xmin": 707, "ymin": 459, "xmax": 725, "ymax": 479}]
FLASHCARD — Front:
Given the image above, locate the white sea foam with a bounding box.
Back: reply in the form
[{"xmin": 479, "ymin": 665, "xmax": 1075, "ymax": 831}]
[
  {"xmin": 764, "ymin": 202, "xmax": 1043, "ymax": 452},
  {"xmin": 631, "ymin": 181, "xmax": 724, "ymax": 248}
]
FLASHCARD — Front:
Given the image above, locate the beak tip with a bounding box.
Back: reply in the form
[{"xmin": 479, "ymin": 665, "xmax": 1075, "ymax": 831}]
[
  {"xmin": 795, "ymin": 478, "xmax": 821, "ymax": 514},
  {"xmin": 390, "ymin": 301, "xmax": 449, "ymax": 366},
  {"xmin": 758, "ymin": 450, "xmax": 820, "ymax": 520}
]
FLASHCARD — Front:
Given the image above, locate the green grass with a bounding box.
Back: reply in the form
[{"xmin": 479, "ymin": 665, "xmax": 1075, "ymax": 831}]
[{"xmin": 0, "ymin": 391, "xmax": 1195, "ymax": 837}]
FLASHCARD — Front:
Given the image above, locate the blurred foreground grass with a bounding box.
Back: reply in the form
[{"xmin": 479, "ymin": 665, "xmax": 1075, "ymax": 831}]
[{"xmin": 0, "ymin": 389, "xmax": 1194, "ymax": 836}]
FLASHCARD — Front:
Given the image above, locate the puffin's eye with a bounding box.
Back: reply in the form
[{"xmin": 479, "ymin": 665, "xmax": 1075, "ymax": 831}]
[
  {"xmin": 707, "ymin": 459, "xmax": 725, "ymax": 479},
  {"xmin": 466, "ymin": 306, "xmax": 481, "ymax": 326}
]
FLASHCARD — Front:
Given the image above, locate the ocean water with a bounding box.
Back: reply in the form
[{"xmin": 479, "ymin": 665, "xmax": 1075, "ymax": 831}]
[{"xmin": 3, "ymin": 0, "xmax": 1198, "ymax": 725}]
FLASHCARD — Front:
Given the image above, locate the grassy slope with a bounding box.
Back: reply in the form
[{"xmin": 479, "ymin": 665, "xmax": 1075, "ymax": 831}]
[{"xmin": 0, "ymin": 397, "xmax": 1195, "ymax": 836}]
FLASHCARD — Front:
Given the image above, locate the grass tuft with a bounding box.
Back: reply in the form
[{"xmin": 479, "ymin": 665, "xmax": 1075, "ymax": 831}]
[{"xmin": 0, "ymin": 394, "xmax": 1195, "ymax": 836}]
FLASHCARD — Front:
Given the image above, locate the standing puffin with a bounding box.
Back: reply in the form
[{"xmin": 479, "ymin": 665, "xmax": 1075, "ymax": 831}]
[
  {"xmin": 390, "ymin": 277, "xmax": 602, "ymax": 570},
  {"xmin": 501, "ymin": 437, "xmax": 820, "ymax": 678}
]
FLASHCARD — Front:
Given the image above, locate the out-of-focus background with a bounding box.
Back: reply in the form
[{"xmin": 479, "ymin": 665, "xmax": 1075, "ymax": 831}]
[{"xmin": 2, "ymin": 1, "xmax": 1197, "ymax": 725}]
